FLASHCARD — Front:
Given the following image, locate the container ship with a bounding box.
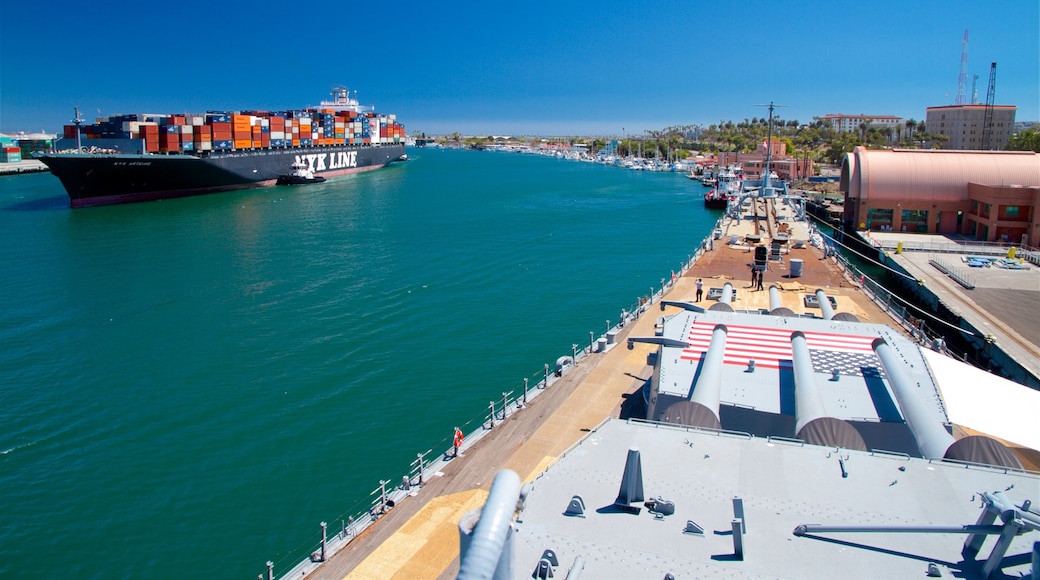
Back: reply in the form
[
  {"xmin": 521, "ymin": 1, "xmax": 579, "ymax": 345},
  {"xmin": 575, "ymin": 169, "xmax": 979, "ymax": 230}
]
[{"xmin": 39, "ymin": 88, "xmax": 406, "ymax": 207}]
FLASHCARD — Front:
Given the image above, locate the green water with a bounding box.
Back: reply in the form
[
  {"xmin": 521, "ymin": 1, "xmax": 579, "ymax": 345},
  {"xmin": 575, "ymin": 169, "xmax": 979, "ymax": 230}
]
[{"xmin": 0, "ymin": 148, "xmax": 715, "ymax": 577}]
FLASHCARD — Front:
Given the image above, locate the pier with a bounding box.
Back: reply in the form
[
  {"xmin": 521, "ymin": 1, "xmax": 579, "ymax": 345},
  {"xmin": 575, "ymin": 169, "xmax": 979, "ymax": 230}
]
[
  {"xmin": 288, "ymin": 200, "xmax": 919, "ymax": 579},
  {"xmin": 0, "ymin": 159, "xmax": 48, "ymax": 176},
  {"xmin": 863, "ymin": 231, "xmax": 1040, "ymax": 388}
]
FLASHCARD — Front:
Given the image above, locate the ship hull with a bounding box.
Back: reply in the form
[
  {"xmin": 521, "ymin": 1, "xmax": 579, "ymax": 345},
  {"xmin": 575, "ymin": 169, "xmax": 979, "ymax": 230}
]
[
  {"xmin": 704, "ymin": 195, "xmax": 728, "ymax": 209},
  {"xmin": 40, "ymin": 144, "xmax": 405, "ymax": 207}
]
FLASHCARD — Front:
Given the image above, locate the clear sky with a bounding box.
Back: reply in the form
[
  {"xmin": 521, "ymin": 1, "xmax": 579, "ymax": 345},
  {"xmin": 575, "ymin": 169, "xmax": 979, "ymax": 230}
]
[{"xmin": 1, "ymin": 0, "xmax": 1037, "ymax": 137}]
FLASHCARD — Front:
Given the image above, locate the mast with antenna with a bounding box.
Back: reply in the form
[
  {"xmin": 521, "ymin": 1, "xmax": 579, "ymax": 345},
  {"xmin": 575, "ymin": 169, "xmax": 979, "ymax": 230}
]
[
  {"xmin": 955, "ymin": 30, "xmax": 969, "ymax": 105},
  {"xmin": 754, "ymin": 102, "xmax": 786, "ymax": 194},
  {"xmin": 73, "ymin": 107, "xmax": 84, "ymax": 152}
]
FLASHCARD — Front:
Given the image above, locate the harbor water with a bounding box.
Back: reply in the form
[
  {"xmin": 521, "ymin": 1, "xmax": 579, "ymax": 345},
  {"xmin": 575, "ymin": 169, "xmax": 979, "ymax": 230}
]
[{"xmin": 0, "ymin": 148, "xmax": 716, "ymax": 578}]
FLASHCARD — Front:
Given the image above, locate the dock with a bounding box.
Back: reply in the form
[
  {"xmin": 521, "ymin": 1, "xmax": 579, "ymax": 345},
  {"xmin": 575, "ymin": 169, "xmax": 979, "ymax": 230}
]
[
  {"xmin": 0, "ymin": 159, "xmax": 48, "ymax": 176},
  {"xmin": 864, "ymin": 231, "xmax": 1040, "ymax": 388},
  {"xmin": 281, "ymin": 197, "xmax": 919, "ymax": 580}
]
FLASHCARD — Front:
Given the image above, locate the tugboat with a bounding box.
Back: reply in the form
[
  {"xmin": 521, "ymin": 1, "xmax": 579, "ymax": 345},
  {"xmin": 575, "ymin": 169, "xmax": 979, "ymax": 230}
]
[
  {"xmin": 277, "ymin": 161, "xmax": 327, "ymax": 185},
  {"xmin": 703, "ymin": 164, "xmax": 741, "ymax": 209}
]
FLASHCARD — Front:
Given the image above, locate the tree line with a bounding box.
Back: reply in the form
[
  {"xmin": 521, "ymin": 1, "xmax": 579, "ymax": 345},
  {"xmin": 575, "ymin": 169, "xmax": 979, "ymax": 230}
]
[{"xmin": 441, "ymin": 118, "xmax": 1040, "ymax": 161}]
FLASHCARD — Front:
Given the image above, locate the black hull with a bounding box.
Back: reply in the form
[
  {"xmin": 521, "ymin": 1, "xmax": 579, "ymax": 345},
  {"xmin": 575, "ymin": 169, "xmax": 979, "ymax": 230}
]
[
  {"xmin": 39, "ymin": 144, "xmax": 405, "ymax": 207},
  {"xmin": 704, "ymin": 197, "xmax": 728, "ymax": 209},
  {"xmin": 277, "ymin": 175, "xmax": 327, "ymax": 186}
]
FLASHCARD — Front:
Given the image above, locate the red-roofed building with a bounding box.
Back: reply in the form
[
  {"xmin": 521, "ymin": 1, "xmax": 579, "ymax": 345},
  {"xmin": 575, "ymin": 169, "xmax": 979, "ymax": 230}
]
[
  {"xmin": 841, "ymin": 146, "xmax": 1040, "ymax": 243},
  {"xmin": 815, "ymin": 113, "xmax": 904, "ymax": 135}
]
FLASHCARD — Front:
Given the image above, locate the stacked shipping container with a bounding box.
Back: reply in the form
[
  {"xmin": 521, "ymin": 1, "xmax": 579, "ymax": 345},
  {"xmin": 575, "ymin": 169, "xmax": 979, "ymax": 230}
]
[{"xmin": 63, "ymin": 108, "xmax": 405, "ymax": 154}]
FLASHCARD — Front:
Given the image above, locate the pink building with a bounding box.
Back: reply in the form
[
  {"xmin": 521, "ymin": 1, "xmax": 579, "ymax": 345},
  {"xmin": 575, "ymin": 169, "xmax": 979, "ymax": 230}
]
[
  {"xmin": 717, "ymin": 139, "xmax": 814, "ymax": 181},
  {"xmin": 840, "ymin": 146, "xmax": 1040, "ymax": 243}
]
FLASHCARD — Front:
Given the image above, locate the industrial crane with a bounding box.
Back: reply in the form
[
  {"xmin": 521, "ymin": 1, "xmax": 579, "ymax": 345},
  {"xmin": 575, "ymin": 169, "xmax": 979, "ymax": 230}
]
[{"xmin": 981, "ymin": 62, "xmax": 997, "ymax": 150}]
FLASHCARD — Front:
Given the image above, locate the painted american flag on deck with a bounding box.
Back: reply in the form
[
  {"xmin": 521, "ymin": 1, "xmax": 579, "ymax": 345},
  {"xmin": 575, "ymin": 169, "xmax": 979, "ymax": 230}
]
[{"xmin": 681, "ymin": 321, "xmax": 884, "ymax": 376}]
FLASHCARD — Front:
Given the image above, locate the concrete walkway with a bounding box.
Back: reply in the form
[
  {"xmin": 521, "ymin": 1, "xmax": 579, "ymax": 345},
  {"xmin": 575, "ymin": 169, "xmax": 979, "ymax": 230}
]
[{"xmin": 0, "ymin": 159, "xmax": 48, "ymax": 175}]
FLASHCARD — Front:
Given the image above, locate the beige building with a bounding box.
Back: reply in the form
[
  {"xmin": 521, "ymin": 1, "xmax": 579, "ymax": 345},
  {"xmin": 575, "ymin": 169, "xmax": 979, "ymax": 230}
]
[
  {"xmin": 841, "ymin": 146, "xmax": 1040, "ymax": 244},
  {"xmin": 925, "ymin": 104, "xmax": 1017, "ymax": 150},
  {"xmin": 815, "ymin": 113, "xmax": 904, "ymax": 135}
]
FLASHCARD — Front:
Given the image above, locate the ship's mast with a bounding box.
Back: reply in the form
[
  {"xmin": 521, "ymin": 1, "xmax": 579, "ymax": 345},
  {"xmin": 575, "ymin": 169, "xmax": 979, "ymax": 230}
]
[
  {"xmin": 764, "ymin": 102, "xmax": 774, "ymax": 189},
  {"xmin": 73, "ymin": 107, "xmax": 84, "ymax": 152}
]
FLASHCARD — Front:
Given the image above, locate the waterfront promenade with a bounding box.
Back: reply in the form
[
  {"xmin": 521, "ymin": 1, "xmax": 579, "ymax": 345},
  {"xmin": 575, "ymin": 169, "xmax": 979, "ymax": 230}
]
[{"xmin": 306, "ymin": 205, "xmax": 901, "ymax": 580}]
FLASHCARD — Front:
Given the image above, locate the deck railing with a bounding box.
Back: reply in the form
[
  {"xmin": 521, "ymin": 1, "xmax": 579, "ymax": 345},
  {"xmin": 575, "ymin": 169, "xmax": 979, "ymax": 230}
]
[{"xmin": 267, "ymin": 219, "xmax": 724, "ymax": 579}]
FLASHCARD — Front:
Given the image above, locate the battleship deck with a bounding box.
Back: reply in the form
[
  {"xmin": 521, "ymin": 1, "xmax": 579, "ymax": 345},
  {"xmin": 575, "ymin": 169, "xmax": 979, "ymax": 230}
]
[{"xmin": 304, "ymin": 203, "xmax": 920, "ymax": 579}]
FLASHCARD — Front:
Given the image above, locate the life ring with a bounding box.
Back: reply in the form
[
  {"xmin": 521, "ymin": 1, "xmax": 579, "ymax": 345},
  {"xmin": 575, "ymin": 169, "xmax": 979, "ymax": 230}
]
[{"xmin": 453, "ymin": 429, "xmax": 464, "ymax": 447}]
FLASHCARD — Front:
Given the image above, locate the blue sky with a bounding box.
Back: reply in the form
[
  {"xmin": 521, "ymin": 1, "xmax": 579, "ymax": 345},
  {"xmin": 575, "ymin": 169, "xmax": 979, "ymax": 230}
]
[{"xmin": 1, "ymin": 0, "xmax": 1037, "ymax": 136}]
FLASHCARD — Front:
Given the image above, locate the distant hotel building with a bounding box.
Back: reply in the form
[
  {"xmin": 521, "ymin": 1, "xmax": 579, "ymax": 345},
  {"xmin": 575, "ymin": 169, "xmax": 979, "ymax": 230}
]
[
  {"xmin": 925, "ymin": 104, "xmax": 1017, "ymax": 150},
  {"xmin": 717, "ymin": 139, "xmax": 813, "ymax": 181},
  {"xmin": 815, "ymin": 113, "xmax": 904, "ymax": 135}
]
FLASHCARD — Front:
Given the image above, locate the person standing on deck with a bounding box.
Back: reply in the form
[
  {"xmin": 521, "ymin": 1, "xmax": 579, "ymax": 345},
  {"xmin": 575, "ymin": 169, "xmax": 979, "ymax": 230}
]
[
  {"xmin": 453, "ymin": 427, "xmax": 463, "ymax": 458},
  {"xmin": 695, "ymin": 278, "xmax": 704, "ymax": 302},
  {"xmin": 756, "ymin": 268, "xmax": 764, "ymax": 291}
]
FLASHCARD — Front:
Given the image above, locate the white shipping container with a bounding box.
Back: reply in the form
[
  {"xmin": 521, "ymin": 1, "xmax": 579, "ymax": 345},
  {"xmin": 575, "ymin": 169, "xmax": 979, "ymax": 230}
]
[
  {"xmin": 191, "ymin": 116, "xmax": 205, "ymax": 126},
  {"xmin": 197, "ymin": 141, "xmax": 213, "ymax": 151},
  {"xmin": 270, "ymin": 131, "xmax": 285, "ymax": 140}
]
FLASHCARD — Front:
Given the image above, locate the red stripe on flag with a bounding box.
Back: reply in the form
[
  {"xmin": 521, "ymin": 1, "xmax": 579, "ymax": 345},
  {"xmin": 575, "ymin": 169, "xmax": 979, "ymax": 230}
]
[{"xmin": 681, "ymin": 321, "xmax": 877, "ymax": 368}]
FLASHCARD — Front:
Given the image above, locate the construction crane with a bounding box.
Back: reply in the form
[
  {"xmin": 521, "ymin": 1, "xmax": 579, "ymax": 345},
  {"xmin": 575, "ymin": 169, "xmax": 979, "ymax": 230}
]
[
  {"xmin": 955, "ymin": 30, "xmax": 969, "ymax": 105},
  {"xmin": 981, "ymin": 62, "xmax": 997, "ymax": 150}
]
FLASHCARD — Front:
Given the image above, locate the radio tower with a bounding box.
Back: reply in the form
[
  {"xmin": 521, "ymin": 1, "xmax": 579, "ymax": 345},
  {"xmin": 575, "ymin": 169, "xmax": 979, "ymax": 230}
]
[{"xmin": 955, "ymin": 30, "xmax": 968, "ymax": 105}]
